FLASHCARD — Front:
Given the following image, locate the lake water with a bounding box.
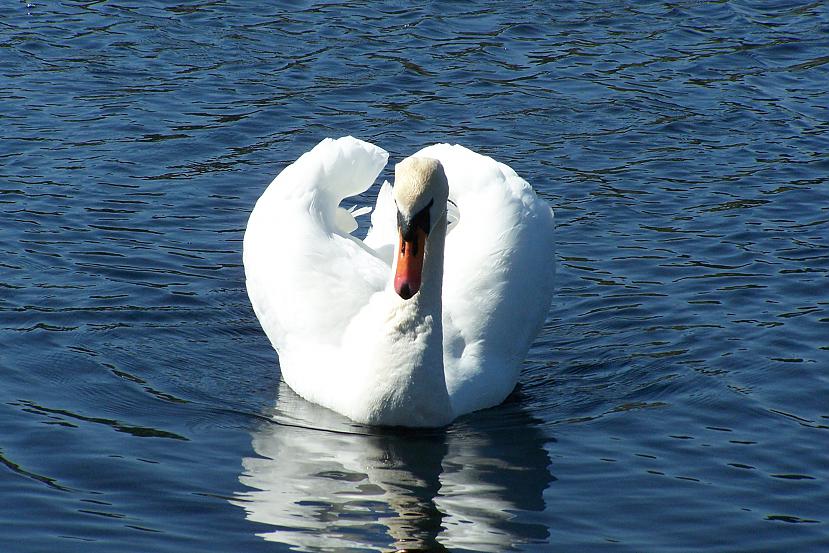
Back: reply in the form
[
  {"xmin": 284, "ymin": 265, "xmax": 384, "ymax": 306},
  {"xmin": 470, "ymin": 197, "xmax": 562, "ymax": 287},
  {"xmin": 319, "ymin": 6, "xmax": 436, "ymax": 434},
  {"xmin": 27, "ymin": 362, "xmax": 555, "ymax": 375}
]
[{"xmin": 2, "ymin": 1, "xmax": 827, "ymax": 551}]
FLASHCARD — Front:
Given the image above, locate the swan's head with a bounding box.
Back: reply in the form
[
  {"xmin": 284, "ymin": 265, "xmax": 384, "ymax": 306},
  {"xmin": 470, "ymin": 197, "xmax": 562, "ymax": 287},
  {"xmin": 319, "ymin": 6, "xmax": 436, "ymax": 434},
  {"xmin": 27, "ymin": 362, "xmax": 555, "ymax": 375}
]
[{"xmin": 392, "ymin": 156, "xmax": 449, "ymax": 300}]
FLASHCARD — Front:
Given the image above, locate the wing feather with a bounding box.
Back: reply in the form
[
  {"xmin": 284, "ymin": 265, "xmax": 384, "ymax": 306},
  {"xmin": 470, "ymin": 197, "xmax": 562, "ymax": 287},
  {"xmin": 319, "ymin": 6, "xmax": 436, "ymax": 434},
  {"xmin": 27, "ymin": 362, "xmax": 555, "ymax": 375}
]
[{"xmin": 363, "ymin": 180, "xmax": 397, "ymax": 266}]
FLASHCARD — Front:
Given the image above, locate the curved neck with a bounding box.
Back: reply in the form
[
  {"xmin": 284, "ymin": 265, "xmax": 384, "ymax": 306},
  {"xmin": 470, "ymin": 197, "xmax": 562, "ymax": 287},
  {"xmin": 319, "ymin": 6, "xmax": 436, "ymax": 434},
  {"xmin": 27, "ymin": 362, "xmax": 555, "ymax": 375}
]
[
  {"xmin": 356, "ymin": 212, "xmax": 451, "ymax": 427},
  {"xmin": 415, "ymin": 211, "xmax": 447, "ymax": 310}
]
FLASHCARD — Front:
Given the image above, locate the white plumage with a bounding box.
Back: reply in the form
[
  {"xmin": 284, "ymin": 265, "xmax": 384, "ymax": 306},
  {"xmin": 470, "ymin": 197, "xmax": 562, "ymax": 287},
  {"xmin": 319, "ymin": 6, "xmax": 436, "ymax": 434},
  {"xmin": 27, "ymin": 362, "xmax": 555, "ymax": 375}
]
[{"xmin": 243, "ymin": 136, "xmax": 554, "ymax": 427}]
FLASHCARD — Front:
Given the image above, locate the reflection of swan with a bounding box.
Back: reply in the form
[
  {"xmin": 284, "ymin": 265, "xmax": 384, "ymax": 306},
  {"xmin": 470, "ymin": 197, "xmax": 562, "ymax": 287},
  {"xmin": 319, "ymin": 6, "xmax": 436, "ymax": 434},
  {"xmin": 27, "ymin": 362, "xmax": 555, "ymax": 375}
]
[
  {"xmin": 244, "ymin": 137, "xmax": 555, "ymax": 426},
  {"xmin": 232, "ymin": 381, "xmax": 553, "ymax": 551}
]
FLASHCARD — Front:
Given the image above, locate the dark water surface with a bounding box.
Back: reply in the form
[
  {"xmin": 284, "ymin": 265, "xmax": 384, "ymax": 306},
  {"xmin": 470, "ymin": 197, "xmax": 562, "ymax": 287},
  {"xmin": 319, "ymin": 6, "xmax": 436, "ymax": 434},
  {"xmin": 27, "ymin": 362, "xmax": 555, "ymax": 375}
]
[{"xmin": 2, "ymin": 1, "xmax": 828, "ymax": 551}]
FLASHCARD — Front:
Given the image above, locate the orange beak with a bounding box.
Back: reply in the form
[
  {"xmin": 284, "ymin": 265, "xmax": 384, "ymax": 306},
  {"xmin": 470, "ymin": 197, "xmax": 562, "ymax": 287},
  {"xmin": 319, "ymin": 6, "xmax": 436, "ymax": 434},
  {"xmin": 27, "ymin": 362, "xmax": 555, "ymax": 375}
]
[{"xmin": 394, "ymin": 227, "xmax": 427, "ymax": 300}]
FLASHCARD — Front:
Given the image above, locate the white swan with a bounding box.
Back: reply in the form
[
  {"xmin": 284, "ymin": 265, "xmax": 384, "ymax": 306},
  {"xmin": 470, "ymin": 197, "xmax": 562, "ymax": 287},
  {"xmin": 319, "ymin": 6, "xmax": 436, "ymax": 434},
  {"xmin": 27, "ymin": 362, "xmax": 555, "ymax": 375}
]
[{"xmin": 243, "ymin": 137, "xmax": 554, "ymax": 427}]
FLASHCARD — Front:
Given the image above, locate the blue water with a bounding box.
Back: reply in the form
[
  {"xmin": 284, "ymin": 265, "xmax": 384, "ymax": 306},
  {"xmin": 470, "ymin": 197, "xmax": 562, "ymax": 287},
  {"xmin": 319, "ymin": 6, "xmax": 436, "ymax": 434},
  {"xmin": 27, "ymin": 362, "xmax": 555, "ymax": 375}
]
[{"xmin": 2, "ymin": 1, "xmax": 828, "ymax": 551}]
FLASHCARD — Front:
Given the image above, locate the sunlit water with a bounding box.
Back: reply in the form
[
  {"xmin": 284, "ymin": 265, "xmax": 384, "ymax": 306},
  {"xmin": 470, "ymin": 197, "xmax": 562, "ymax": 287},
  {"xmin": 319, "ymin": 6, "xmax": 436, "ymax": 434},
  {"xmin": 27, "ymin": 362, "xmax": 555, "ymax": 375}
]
[{"xmin": 2, "ymin": 1, "xmax": 827, "ymax": 552}]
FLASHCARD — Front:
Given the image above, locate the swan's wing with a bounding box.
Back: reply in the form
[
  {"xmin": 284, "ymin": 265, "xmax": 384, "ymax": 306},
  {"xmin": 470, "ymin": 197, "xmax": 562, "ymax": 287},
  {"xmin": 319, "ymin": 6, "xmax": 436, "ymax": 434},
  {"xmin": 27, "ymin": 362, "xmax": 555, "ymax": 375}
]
[
  {"xmin": 243, "ymin": 137, "xmax": 390, "ymax": 355},
  {"xmin": 363, "ymin": 180, "xmax": 397, "ymax": 266},
  {"xmin": 415, "ymin": 144, "xmax": 556, "ymax": 415}
]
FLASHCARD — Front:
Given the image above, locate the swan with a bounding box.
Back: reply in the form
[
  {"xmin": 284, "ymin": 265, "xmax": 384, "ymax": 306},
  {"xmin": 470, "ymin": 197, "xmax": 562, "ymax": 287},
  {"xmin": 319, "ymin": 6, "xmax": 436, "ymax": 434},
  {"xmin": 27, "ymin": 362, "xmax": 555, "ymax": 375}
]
[{"xmin": 243, "ymin": 137, "xmax": 554, "ymax": 427}]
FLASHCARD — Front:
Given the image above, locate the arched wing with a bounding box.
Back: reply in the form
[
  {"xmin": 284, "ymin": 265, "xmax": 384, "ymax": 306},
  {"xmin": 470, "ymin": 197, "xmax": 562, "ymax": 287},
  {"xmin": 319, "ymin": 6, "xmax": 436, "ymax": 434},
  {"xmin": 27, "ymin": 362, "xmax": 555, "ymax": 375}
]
[
  {"xmin": 415, "ymin": 144, "xmax": 556, "ymax": 413},
  {"xmin": 243, "ymin": 137, "xmax": 390, "ymax": 354}
]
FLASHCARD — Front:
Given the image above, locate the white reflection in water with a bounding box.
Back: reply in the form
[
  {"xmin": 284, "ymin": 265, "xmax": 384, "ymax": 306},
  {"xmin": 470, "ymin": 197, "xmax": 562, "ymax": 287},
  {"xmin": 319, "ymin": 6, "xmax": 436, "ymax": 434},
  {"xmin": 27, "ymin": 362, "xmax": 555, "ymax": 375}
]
[{"xmin": 233, "ymin": 382, "xmax": 554, "ymax": 552}]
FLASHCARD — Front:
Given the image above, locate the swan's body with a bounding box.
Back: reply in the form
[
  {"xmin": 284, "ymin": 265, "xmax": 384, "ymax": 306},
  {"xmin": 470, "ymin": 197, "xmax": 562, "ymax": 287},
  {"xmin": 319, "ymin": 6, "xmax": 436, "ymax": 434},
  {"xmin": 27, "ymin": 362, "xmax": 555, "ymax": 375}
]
[{"xmin": 243, "ymin": 137, "xmax": 554, "ymax": 427}]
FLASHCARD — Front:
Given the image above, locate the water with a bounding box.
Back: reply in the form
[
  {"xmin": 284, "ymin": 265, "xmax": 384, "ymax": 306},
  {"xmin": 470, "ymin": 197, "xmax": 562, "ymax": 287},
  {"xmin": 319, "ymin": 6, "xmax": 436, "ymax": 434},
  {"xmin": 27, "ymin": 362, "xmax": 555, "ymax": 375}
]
[{"xmin": 1, "ymin": 1, "xmax": 827, "ymax": 551}]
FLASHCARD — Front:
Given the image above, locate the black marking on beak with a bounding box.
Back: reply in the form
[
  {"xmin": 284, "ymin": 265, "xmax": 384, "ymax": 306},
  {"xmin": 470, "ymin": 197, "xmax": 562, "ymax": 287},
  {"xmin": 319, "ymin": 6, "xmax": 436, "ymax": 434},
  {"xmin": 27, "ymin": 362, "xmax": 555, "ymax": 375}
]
[{"xmin": 397, "ymin": 199, "xmax": 433, "ymax": 251}]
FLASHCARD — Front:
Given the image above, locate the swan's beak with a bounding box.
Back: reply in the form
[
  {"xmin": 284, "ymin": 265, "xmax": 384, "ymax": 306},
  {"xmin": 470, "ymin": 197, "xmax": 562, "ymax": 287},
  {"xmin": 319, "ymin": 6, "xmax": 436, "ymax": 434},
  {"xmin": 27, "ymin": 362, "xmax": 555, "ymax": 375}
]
[{"xmin": 394, "ymin": 227, "xmax": 427, "ymax": 300}]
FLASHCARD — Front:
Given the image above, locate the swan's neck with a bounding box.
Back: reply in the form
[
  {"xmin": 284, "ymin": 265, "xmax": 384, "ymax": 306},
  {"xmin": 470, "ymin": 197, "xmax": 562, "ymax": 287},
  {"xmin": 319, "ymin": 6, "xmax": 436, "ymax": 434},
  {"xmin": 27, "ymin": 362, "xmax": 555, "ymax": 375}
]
[
  {"xmin": 416, "ymin": 211, "xmax": 446, "ymax": 311},
  {"xmin": 356, "ymin": 214, "xmax": 452, "ymax": 427}
]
